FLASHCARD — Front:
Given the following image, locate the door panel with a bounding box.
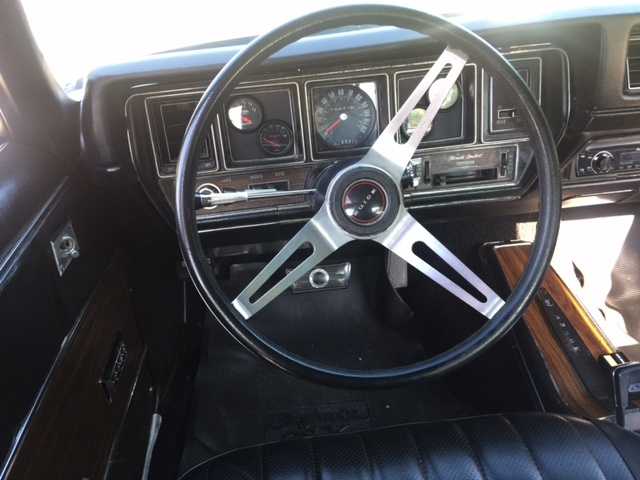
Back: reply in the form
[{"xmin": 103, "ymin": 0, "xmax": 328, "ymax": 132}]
[
  {"xmin": 0, "ymin": 0, "xmax": 135, "ymax": 473},
  {"xmin": 1, "ymin": 257, "xmax": 145, "ymax": 479},
  {"xmin": 0, "ymin": 140, "xmax": 117, "ymax": 467}
]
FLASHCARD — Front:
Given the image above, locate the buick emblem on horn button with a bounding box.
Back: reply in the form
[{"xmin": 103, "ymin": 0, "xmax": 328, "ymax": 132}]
[{"xmin": 342, "ymin": 180, "xmax": 387, "ymax": 225}]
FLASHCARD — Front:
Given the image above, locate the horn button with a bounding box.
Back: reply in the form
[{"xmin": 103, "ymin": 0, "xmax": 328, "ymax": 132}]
[
  {"xmin": 330, "ymin": 167, "xmax": 401, "ymax": 237},
  {"xmin": 343, "ymin": 180, "xmax": 386, "ymax": 225}
]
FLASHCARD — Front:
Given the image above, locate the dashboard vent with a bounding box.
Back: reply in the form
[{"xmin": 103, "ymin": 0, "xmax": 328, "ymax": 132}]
[{"xmin": 627, "ymin": 25, "xmax": 640, "ymax": 91}]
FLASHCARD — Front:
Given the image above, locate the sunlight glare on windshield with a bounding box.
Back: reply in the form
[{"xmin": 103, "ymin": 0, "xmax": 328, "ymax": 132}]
[
  {"xmin": 20, "ymin": 0, "xmax": 424, "ymax": 92},
  {"xmin": 19, "ymin": 0, "xmax": 621, "ymax": 96}
]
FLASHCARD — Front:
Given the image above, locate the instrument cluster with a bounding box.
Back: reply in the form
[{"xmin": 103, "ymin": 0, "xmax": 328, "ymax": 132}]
[
  {"xmin": 135, "ymin": 48, "xmax": 569, "ymax": 214},
  {"xmin": 221, "ymin": 84, "xmax": 303, "ymax": 169},
  {"xmin": 218, "ymin": 65, "xmax": 477, "ymax": 168},
  {"xmin": 220, "ymin": 77, "xmax": 388, "ymax": 167},
  {"xmin": 143, "ymin": 61, "xmax": 478, "ymax": 178}
]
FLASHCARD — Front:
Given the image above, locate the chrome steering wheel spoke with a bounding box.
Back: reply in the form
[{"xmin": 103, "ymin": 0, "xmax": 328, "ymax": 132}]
[
  {"xmin": 359, "ymin": 46, "xmax": 468, "ymax": 182},
  {"xmin": 374, "ymin": 208, "xmax": 505, "ymax": 318},
  {"xmin": 232, "ymin": 204, "xmax": 352, "ymax": 319}
]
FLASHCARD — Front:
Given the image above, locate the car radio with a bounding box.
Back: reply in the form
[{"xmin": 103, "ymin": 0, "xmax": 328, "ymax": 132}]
[
  {"xmin": 576, "ymin": 142, "xmax": 640, "ymax": 177},
  {"xmin": 407, "ymin": 145, "xmax": 518, "ymax": 188}
]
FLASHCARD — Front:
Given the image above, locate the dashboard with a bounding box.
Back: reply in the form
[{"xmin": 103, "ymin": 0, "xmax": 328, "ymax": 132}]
[
  {"xmin": 124, "ymin": 46, "xmax": 567, "ymax": 219},
  {"xmin": 80, "ymin": 7, "xmax": 640, "ymax": 237}
]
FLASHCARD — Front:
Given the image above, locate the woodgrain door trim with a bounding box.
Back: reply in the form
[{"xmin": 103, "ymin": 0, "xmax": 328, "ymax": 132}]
[{"xmin": 1, "ymin": 254, "xmax": 146, "ymax": 479}]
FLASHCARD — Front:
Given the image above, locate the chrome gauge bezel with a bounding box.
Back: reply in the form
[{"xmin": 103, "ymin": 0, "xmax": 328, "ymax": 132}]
[
  {"xmin": 257, "ymin": 121, "xmax": 294, "ymax": 157},
  {"xmin": 227, "ymin": 96, "xmax": 264, "ymax": 132}
]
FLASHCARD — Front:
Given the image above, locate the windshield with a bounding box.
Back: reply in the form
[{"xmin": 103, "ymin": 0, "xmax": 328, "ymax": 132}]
[{"xmin": 19, "ymin": 0, "xmax": 626, "ymax": 98}]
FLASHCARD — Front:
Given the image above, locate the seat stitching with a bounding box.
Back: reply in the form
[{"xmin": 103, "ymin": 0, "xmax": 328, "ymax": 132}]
[
  {"xmin": 454, "ymin": 420, "xmax": 488, "ymax": 480},
  {"xmin": 406, "ymin": 427, "xmax": 429, "ymax": 480},
  {"xmin": 501, "ymin": 415, "xmax": 543, "ymax": 480},
  {"xmin": 557, "ymin": 415, "xmax": 609, "ymax": 480},
  {"xmin": 307, "ymin": 438, "xmax": 319, "ymax": 480},
  {"xmin": 356, "ymin": 433, "xmax": 374, "ymax": 480},
  {"xmin": 591, "ymin": 420, "xmax": 640, "ymax": 480}
]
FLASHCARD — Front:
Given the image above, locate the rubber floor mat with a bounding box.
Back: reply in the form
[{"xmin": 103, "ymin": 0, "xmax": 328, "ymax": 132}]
[{"xmin": 179, "ymin": 255, "xmax": 476, "ymax": 474}]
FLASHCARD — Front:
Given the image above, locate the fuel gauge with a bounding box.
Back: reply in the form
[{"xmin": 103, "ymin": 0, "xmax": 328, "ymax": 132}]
[
  {"xmin": 257, "ymin": 121, "xmax": 293, "ymax": 157},
  {"xmin": 227, "ymin": 96, "xmax": 263, "ymax": 132}
]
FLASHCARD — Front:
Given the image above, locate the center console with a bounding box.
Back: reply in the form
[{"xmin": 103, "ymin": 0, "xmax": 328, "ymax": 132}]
[{"xmin": 485, "ymin": 242, "xmax": 640, "ymax": 428}]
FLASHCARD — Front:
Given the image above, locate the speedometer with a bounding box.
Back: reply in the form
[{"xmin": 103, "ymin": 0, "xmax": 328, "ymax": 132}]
[{"xmin": 313, "ymin": 85, "xmax": 376, "ymax": 149}]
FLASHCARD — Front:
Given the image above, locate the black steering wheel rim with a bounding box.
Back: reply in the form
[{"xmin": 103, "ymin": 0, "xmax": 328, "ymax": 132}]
[{"xmin": 176, "ymin": 4, "xmax": 561, "ymax": 388}]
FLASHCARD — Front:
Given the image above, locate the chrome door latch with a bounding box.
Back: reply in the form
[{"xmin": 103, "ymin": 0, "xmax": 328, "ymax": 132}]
[{"xmin": 51, "ymin": 220, "xmax": 80, "ymax": 276}]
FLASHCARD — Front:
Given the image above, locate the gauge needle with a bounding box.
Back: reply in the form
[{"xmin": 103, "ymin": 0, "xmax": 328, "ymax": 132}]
[
  {"xmin": 263, "ymin": 138, "xmax": 281, "ymax": 147},
  {"xmin": 242, "ymin": 116, "xmax": 253, "ymax": 124},
  {"xmin": 324, "ymin": 113, "xmax": 348, "ymax": 134}
]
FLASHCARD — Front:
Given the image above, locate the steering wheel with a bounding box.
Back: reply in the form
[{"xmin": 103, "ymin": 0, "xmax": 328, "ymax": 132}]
[{"xmin": 176, "ymin": 4, "xmax": 561, "ymax": 388}]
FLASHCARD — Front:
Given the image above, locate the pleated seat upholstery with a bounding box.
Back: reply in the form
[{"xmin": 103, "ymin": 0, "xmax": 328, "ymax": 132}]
[{"xmin": 180, "ymin": 412, "xmax": 640, "ymax": 479}]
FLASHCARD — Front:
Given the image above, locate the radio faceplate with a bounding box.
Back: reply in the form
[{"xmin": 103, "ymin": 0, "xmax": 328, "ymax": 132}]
[
  {"xmin": 411, "ymin": 145, "xmax": 517, "ymax": 188},
  {"xmin": 576, "ymin": 142, "xmax": 640, "ymax": 177}
]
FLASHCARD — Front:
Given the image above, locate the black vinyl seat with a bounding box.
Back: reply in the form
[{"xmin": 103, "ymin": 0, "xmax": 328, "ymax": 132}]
[{"xmin": 179, "ymin": 412, "xmax": 640, "ymax": 479}]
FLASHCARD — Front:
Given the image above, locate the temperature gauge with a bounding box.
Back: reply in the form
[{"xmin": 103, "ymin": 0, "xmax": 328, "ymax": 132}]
[
  {"xmin": 427, "ymin": 79, "xmax": 461, "ymax": 110},
  {"xmin": 227, "ymin": 96, "xmax": 263, "ymax": 132},
  {"xmin": 257, "ymin": 121, "xmax": 293, "ymax": 157}
]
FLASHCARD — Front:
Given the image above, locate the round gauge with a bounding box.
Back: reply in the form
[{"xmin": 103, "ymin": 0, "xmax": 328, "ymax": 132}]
[
  {"xmin": 227, "ymin": 96, "xmax": 263, "ymax": 132},
  {"xmin": 314, "ymin": 85, "xmax": 376, "ymax": 149},
  {"xmin": 257, "ymin": 121, "xmax": 293, "ymax": 157},
  {"xmin": 427, "ymin": 78, "xmax": 461, "ymax": 110},
  {"xmin": 401, "ymin": 106, "xmax": 433, "ymax": 139}
]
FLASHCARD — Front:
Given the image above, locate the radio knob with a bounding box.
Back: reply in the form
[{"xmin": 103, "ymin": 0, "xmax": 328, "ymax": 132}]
[{"xmin": 591, "ymin": 151, "xmax": 614, "ymax": 173}]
